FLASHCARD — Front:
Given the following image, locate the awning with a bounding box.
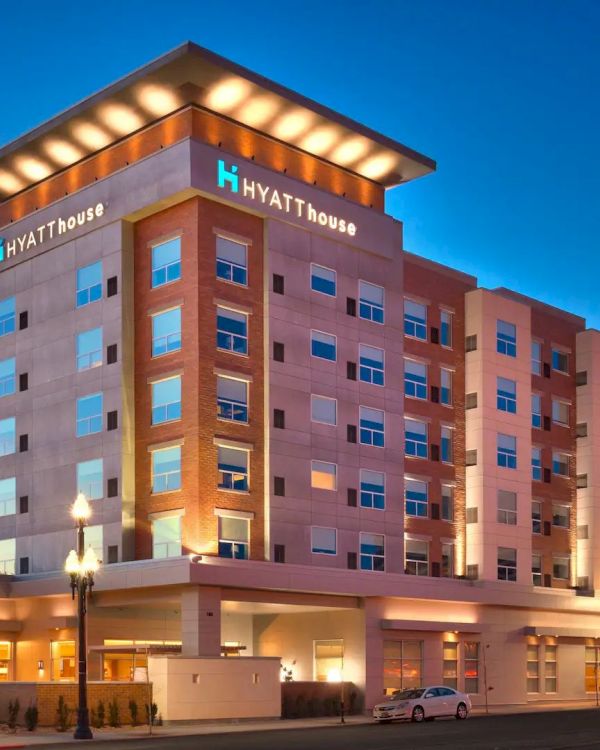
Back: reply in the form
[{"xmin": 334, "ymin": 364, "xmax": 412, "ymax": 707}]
[{"xmin": 381, "ymin": 619, "xmax": 483, "ymax": 634}]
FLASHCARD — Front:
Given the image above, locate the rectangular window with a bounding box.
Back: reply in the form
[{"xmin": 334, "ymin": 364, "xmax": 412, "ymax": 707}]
[
  {"xmin": 405, "ymin": 539, "xmax": 429, "ymax": 576},
  {"xmin": 404, "ymin": 359, "xmax": 427, "ymax": 399},
  {"xmin": 553, "ymin": 556, "xmax": 570, "ymax": 580},
  {"xmin": 218, "ymin": 516, "xmax": 249, "ymax": 559},
  {"xmin": 360, "ymin": 532, "xmax": 385, "ymax": 571},
  {"xmin": 311, "ymin": 395, "xmax": 336, "ymax": 426},
  {"xmin": 151, "ymin": 237, "xmax": 181, "ymax": 288},
  {"xmin": 152, "ymin": 515, "xmax": 182, "ymax": 558},
  {"xmin": 552, "ymin": 349, "xmax": 568, "ymax": 374},
  {"xmin": 152, "ymin": 446, "xmax": 181, "ymax": 493},
  {"xmin": 532, "ymin": 447, "xmax": 542, "ymax": 481},
  {"xmin": 311, "ymin": 264, "xmax": 336, "ymax": 296},
  {"xmin": 497, "ymin": 377, "xmax": 517, "ymax": 413},
  {"xmin": 0, "ymin": 478, "xmax": 16, "ymax": 517},
  {"xmin": 405, "ymin": 418, "xmax": 428, "ymax": 458},
  {"xmin": 383, "ymin": 641, "xmax": 422, "ymax": 694},
  {"xmin": 76, "ymin": 261, "xmax": 102, "ymax": 307},
  {"xmin": 442, "ymin": 485, "xmax": 454, "ymax": 521},
  {"xmin": 151, "ymin": 376, "xmax": 181, "ymax": 425},
  {"xmin": 216, "ymin": 236, "xmax": 247, "ymax": 286},
  {"xmin": 217, "ymin": 307, "xmax": 248, "ymax": 355},
  {"xmin": 532, "ymin": 394, "xmax": 542, "ymax": 429},
  {"xmin": 77, "ymin": 459, "xmax": 103, "ymax": 500},
  {"xmin": 552, "ymin": 504, "xmax": 570, "ymax": 529},
  {"xmin": 498, "ymin": 547, "xmax": 517, "ymax": 581},
  {"xmin": 152, "ymin": 307, "xmax": 181, "ymax": 357},
  {"xmin": 404, "ymin": 299, "xmax": 427, "ymax": 340},
  {"xmin": 585, "ymin": 647, "xmax": 600, "ymax": 694},
  {"xmin": 497, "ymin": 320, "xmax": 517, "ymax": 357},
  {"xmin": 218, "ymin": 446, "xmax": 249, "ymax": 491},
  {"xmin": 0, "ymin": 358, "xmax": 15, "ymax": 397},
  {"xmin": 532, "ymin": 341, "xmax": 542, "ymax": 375},
  {"xmin": 0, "ymin": 418, "xmax": 15, "ymax": 458},
  {"xmin": 360, "ymin": 469, "xmax": 385, "ymax": 510},
  {"xmin": 314, "ymin": 640, "xmax": 344, "ymax": 683},
  {"xmin": 497, "ymin": 490, "xmax": 517, "ymax": 525},
  {"xmin": 497, "ymin": 434, "xmax": 517, "ymax": 469},
  {"xmin": 405, "ymin": 478, "xmax": 428, "ymax": 518},
  {"xmin": 311, "ymin": 460, "xmax": 336, "ymax": 491},
  {"xmin": 442, "ymin": 543, "xmax": 454, "ymax": 578},
  {"xmin": 76, "ymin": 393, "xmax": 103, "ymax": 437},
  {"xmin": 359, "ymin": 344, "xmax": 384, "ymax": 386},
  {"xmin": 84, "ymin": 524, "xmax": 103, "ymax": 562},
  {"xmin": 441, "ymin": 426, "xmax": 453, "ymax": 463},
  {"xmin": 359, "ymin": 281, "xmax": 384, "ymax": 323},
  {"xmin": 440, "ymin": 368, "xmax": 452, "ymax": 405},
  {"xmin": 532, "ymin": 501, "xmax": 542, "ymax": 534},
  {"xmin": 527, "ymin": 645, "xmax": 540, "ymax": 692},
  {"xmin": 51, "ymin": 640, "xmax": 75, "ymax": 682},
  {"xmin": 311, "ymin": 330, "xmax": 336, "ymax": 361},
  {"xmin": 532, "ymin": 553, "xmax": 542, "ymax": 586},
  {"xmin": 217, "ymin": 376, "xmax": 248, "ymax": 423},
  {"xmin": 552, "ymin": 399, "xmax": 569, "ymax": 426},
  {"xmin": 545, "ymin": 645, "xmax": 557, "ymax": 692},
  {"xmin": 552, "ymin": 452, "xmax": 569, "ymax": 477},
  {"xmin": 443, "ymin": 642, "xmax": 458, "ymax": 688},
  {"xmin": 359, "ymin": 406, "xmax": 384, "ymax": 447},
  {"xmin": 464, "ymin": 642, "xmax": 480, "ymax": 693},
  {"xmin": 0, "ymin": 297, "xmax": 15, "ymax": 337},
  {"xmin": 311, "ymin": 526, "xmax": 337, "ymax": 556},
  {"xmin": 441, "ymin": 310, "xmax": 452, "ymax": 347},
  {"xmin": 76, "ymin": 327, "xmax": 102, "ymax": 371}
]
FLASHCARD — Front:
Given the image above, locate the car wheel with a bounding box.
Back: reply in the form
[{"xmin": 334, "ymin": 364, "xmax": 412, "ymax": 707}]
[
  {"xmin": 456, "ymin": 702, "xmax": 468, "ymax": 720},
  {"xmin": 412, "ymin": 705, "xmax": 425, "ymax": 723}
]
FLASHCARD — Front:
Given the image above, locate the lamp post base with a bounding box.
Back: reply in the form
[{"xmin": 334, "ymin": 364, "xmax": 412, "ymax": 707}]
[{"xmin": 73, "ymin": 708, "xmax": 93, "ymax": 740}]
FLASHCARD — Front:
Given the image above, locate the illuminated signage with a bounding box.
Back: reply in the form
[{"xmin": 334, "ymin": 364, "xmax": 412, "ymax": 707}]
[{"xmin": 217, "ymin": 160, "xmax": 357, "ymax": 237}]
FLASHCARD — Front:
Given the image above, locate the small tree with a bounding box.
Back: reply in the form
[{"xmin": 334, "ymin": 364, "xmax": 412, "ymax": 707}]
[
  {"xmin": 24, "ymin": 703, "xmax": 39, "ymax": 731},
  {"xmin": 7, "ymin": 698, "xmax": 20, "ymax": 731},
  {"xmin": 108, "ymin": 697, "xmax": 121, "ymax": 727},
  {"xmin": 56, "ymin": 696, "xmax": 71, "ymax": 732},
  {"xmin": 145, "ymin": 702, "xmax": 158, "ymax": 725},
  {"xmin": 96, "ymin": 700, "xmax": 106, "ymax": 728},
  {"xmin": 128, "ymin": 699, "xmax": 139, "ymax": 727}
]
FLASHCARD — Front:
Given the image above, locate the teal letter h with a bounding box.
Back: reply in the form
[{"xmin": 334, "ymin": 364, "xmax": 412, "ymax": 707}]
[{"xmin": 217, "ymin": 160, "xmax": 239, "ymax": 193}]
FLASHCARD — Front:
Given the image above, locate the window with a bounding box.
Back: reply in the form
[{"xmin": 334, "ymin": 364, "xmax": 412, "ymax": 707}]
[
  {"xmin": 360, "ymin": 532, "xmax": 385, "ymax": 571},
  {"xmin": 532, "ymin": 341, "xmax": 542, "ymax": 375},
  {"xmin": 51, "ymin": 640, "xmax": 75, "ymax": 681},
  {"xmin": 443, "ymin": 642, "xmax": 458, "ymax": 688},
  {"xmin": 85, "ymin": 524, "xmax": 104, "ymax": 562},
  {"xmin": 442, "ymin": 485, "xmax": 454, "ymax": 521},
  {"xmin": 404, "ymin": 299, "xmax": 427, "ymax": 340},
  {"xmin": 217, "ymin": 376, "xmax": 248, "ymax": 423},
  {"xmin": 585, "ymin": 647, "xmax": 600, "ymax": 694},
  {"xmin": 498, "ymin": 547, "xmax": 517, "ymax": 581},
  {"xmin": 151, "ymin": 237, "xmax": 181, "ymax": 288},
  {"xmin": 552, "ymin": 399, "xmax": 569, "ymax": 426},
  {"xmin": 76, "ymin": 328, "xmax": 102, "ymax": 371},
  {"xmin": 441, "ymin": 310, "xmax": 452, "ymax": 347},
  {"xmin": 152, "ymin": 446, "xmax": 181, "ymax": 493},
  {"xmin": 497, "ymin": 434, "xmax": 517, "ymax": 469},
  {"xmin": 217, "ymin": 307, "xmax": 248, "ymax": 355},
  {"xmin": 552, "ymin": 452, "xmax": 569, "ymax": 477},
  {"xmin": 314, "ymin": 640, "xmax": 344, "ymax": 683},
  {"xmin": 405, "ymin": 539, "xmax": 428, "ymax": 576},
  {"xmin": 359, "ymin": 281, "xmax": 384, "ymax": 323},
  {"xmin": 383, "ymin": 641, "xmax": 422, "ymax": 694},
  {"xmin": 441, "ymin": 426, "xmax": 453, "ymax": 463},
  {"xmin": 152, "ymin": 515, "xmax": 182, "ymax": 558},
  {"xmin": 440, "ymin": 368, "xmax": 452, "ymax": 405},
  {"xmin": 0, "ymin": 478, "xmax": 15, "ymax": 517},
  {"xmin": 552, "ymin": 349, "xmax": 568, "ymax": 374},
  {"xmin": 311, "ymin": 264, "xmax": 336, "ymax": 296},
  {"xmin": 532, "ymin": 553, "xmax": 542, "ymax": 586},
  {"xmin": 359, "ymin": 344, "xmax": 384, "ymax": 386},
  {"xmin": 464, "ymin": 642, "xmax": 480, "ymax": 693},
  {"xmin": 218, "ymin": 516, "xmax": 249, "ymax": 559},
  {"xmin": 497, "ymin": 377, "xmax": 516, "ymax": 413},
  {"xmin": 496, "ymin": 320, "xmax": 516, "ymax": 357},
  {"xmin": 553, "ymin": 555, "xmax": 570, "ymax": 580},
  {"xmin": 311, "ymin": 460, "xmax": 336, "ymax": 491},
  {"xmin": 405, "ymin": 418, "xmax": 427, "ymax": 458},
  {"xmin": 76, "ymin": 393, "xmax": 103, "ymax": 437},
  {"xmin": 532, "ymin": 501, "xmax": 542, "ymax": 534},
  {"xmin": 0, "ymin": 297, "xmax": 15, "ymax": 337},
  {"xmin": 552, "ymin": 504, "xmax": 570, "ymax": 529},
  {"xmin": 545, "ymin": 645, "xmax": 558, "ymax": 692},
  {"xmin": 0, "ymin": 641, "xmax": 12, "ymax": 681},
  {"xmin": 532, "ymin": 447, "xmax": 542, "ymax": 481},
  {"xmin": 0, "ymin": 358, "xmax": 15, "ymax": 397},
  {"xmin": 151, "ymin": 376, "xmax": 181, "ymax": 424},
  {"xmin": 532, "ymin": 394, "xmax": 542, "ymax": 429},
  {"xmin": 527, "ymin": 645, "xmax": 540, "ymax": 692},
  {"xmin": 77, "ymin": 459, "xmax": 103, "ymax": 500},
  {"xmin": 404, "ymin": 359, "xmax": 427, "ymax": 399},
  {"xmin": 497, "ymin": 490, "xmax": 517, "ymax": 525},
  {"xmin": 359, "ymin": 406, "xmax": 384, "ymax": 447},
  {"xmin": 218, "ymin": 446, "xmax": 249, "ymax": 491},
  {"xmin": 311, "ymin": 395, "xmax": 336, "ymax": 426},
  {"xmin": 152, "ymin": 308, "xmax": 181, "ymax": 357},
  {"xmin": 360, "ymin": 469, "xmax": 385, "ymax": 510},
  {"xmin": 405, "ymin": 478, "xmax": 428, "ymax": 517},
  {"xmin": 76, "ymin": 261, "xmax": 102, "ymax": 307},
  {"xmin": 311, "ymin": 330, "xmax": 336, "ymax": 361},
  {"xmin": 442, "ymin": 543, "xmax": 454, "ymax": 578},
  {"xmin": 216, "ymin": 236, "xmax": 247, "ymax": 285},
  {"xmin": 311, "ymin": 527, "xmax": 336, "ymax": 556}
]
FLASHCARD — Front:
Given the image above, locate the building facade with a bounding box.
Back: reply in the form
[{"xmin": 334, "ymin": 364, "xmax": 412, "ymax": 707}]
[{"xmin": 0, "ymin": 43, "xmax": 599, "ymax": 716}]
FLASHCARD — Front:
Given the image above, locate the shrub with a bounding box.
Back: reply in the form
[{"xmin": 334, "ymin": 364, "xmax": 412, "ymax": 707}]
[
  {"xmin": 56, "ymin": 696, "xmax": 71, "ymax": 732},
  {"xmin": 108, "ymin": 697, "xmax": 120, "ymax": 727},
  {"xmin": 96, "ymin": 700, "xmax": 105, "ymax": 728},
  {"xmin": 7, "ymin": 698, "xmax": 20, "ymax": 731},
  {"xmin": 145, "ymin": 702, "xmax": 158, "ymax": 726},
  {"xmin": 294, "ymin": 694, "xmax": 307, "ymax": 719},
  {"xmin": 24, "ymin": 704, "xmax": 38, "ymax": 731},
  {"xmin": 128, "ymin": 699, "xmax": 139, "ymax": 727},
  {"xmin": 157, "ymin": 713, "xmax": 163, "ymax": 726}
]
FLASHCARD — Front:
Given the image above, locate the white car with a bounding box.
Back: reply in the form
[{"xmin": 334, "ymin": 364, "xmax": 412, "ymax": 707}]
[{"xmin": 373, "ymin": 686, "xmax": 471, "ymax": 723}]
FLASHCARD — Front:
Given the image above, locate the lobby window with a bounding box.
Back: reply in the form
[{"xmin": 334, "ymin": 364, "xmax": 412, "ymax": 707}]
[
  {"xmin": 0, "ymin": 297, "xmax": 15, "ymax": 337},
  {"xmin": 216, "ymin": 236, "xmax": 247, "ymax": 286},
  {"xmin": 498, "ymin": 547, "xmax": 517, "ymax": 581},
  {"xmin": 359, "ymin": 344, "xmax": 384, "ymax": 386},
  {"xmin": 443, "ymin": 642, "xmax": 458, "ymax": 688},
  {"xmin": 51, "ymin": 640, "xmax": 75, "ymax": 682},
  {"xmin": 497, "ymin": 377, "xmax": 517, "ymax": 413},
  {"xmin": 217, "ymin": 307, "xmax": 248, "ymax": 355},
  {"xmin": 440, "ymin": 368, "xmax": 452, "ymax": 405},
  {"xmin": 311, "ymin": 330, "xmax": 336, "ymax": 361},
  {"xmin": 359, "ymin": 532, "xmax": 385, "ymax": 571},
  {"xmin": 311, "ymin": 460, "xmax": 337, "ymax": 491},
  {"xmin": 76, "ymin": 262, "xmax": 102, "ymax": 308},
  {"xmin": 383, "ymin": 641, "xmax": 422, "ymax": 694},
  {"xmin": 218, "ymin": 446, "xmax": 249, "ymax": 492},
  {"xmin": 404, "ymin": 299, "xmax": 427, "ymax": 340},
  {"xmin": 532, "ymin": 501, "xmax": 542, "ymax": 534},
  {"xmin": 405, "ymin": 539, "xmax": 429, "ymax": 576},
  {"xmin": 311, "ymin": 264, "xmax": 336, "ymax": 296},
  {"xmin": 552, "ymin": 504, "xmax": 570, "ymax": 529},
  {"xmin": 527, "ymin": 645, "xmax": 540, "ymax": 693},
  {"xmin": 151, "ymin": 376, "xmax": 181, "ymax": 425},
  {"xmin": 497, "ymin": 490, "xmax": 517, "ymax": 525},
  {"xmin": 552, "ymin": 399, "xmax": 569, "ymax": 426},
  {"xmin": 219, "ymin": 515, "xmax": 249, "ymax": 560},
  {"xmin": 217, "ymin": 375, "xmax": 248, "ymax": 423},
  {"xmin": 151, "ymin": 237, "xmax": 181, "ymax": 288},
  {"xmin": 405, "ymin": 478, "xmax": 428, "ymax": 518},
  {"xmin": 532, "ymin": 341, "xmax": 542, "ymax": 375},
  {"xmin": 359, "ymin": 281, "xmax": 384, "ymax": 323},
  {"xmin": 442, "ymin": 485, "xmax": 454, "ymax": 521},
  {"xmin": 532, "ymin": 554, "xmax": 542, "ymax": 586},
  {"xmin": 405, "ymin": 417, "xmax": 427, "ymax": 458},
  {"xmin": 0, "ymin": 478, "xmax": 15, "ymax": 517},
  {"xmin": 152, "ymin": 515, "xmax": 182, "ymax": 558},
  {"xmin": 77, "ymin": 459, "xmax": 103, "ymax": 500},
  {"xmin": 311, "ymin": 526, "xmax": 337, "ymax": 556},
  {"xmin": 442, "ymin": 543, "xmax": 454, "ymax": 578},
  {"xmin": 359, "ymin": 406, "xmax": 384, "ymax": 447},
  {"xmin": 585, "ymin": 647, "xmax": 600, "ymax": 694},
  {"xmin": 532, "ymin": 447, "xmax": 542, "ymax": 481},
  {"xmin": 0, "ymin": 418, "xmax": 15, "ymax": 457},
  {"xmin": 497, "ymin": 434, "xmax": 517, "ymax": 469},
  {"xmin": 496, "ymin": 320, "xmax": 516, "ymax": 357},
  {"xmin": 152, "ymin": 307, "xmax": 181, "ymax": 357},
  {"xmin": 76, "ymin": 327, "xmax": 102, "ymax": 371},
  {"xmin": 552, "ymin": 451, "xmax": 569, "ymax": 477},
  {"xmin": 553, "ymin": 555, "xmax": 570, "ymax": 581},
  {"xmin": 441, "ymin": 426, "xmax": 453, "ymax": 463},
  {"xmin": 532, "ymin": 394, "xmax": 542, "ymax": 429},
  {"xmin": 311, "ymin": 395, "xmax": 337, "ymax": 426},
  {"xmin": 0, "ymin": 642, "xmax": 12, "ymax": 681},
  {"xmin": 464, "ymin": 642, "xmax": 480, "ymax": 693},
  {"xmin": 360, "ymin": 469, "xmax": 385, "ymax": 510},
  {"xmin": 404, "ymin": 359, "xmax": 427, "ymax": 399},
  {"xmin": 441, "ymin": 310, "xmax": 453, "ymax": 347},
  {"xmin": 552, "ymin": 348, "xmax": 568, "ymax": 374},
  {"xmin": 76, "ymin": 393, "xmax": 103, "ymax": 437},
  {"xmin": 314, "ymin": 640, "xmax": 344, "ymax": 683},
  {"xmin": 152, "ymin": 446, "xmax": 181, "ymax": 493},
  {"xmin": 545, "ymin": 645, "xmax": 558, "ymax": 693},
  {"xmin": 0, "ymin": 358, "xmax": 15, "ymax": 397}
]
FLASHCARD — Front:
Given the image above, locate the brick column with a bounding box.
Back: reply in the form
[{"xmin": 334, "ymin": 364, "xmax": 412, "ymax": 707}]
[{"xmin": 180, "ymin": 586, "xmax": 222, "ymax": 656}]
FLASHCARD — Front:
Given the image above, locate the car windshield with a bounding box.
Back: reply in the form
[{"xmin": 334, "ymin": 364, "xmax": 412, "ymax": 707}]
[{"xmin": 390, "ymin": 688, "xmax": 425, "ymax": 700}]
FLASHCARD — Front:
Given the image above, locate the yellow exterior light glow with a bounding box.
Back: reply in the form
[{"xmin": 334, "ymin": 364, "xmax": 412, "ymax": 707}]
[
  {"xmin": 71, "ymin": 121, "xmax": 112, "ymax": 150},
  {"xmin": 300, "ymin": 126, "xmax": 338, "ymax": 156},
  {"xmin": 72, "ymin": 493, "xmax": 91, "ymax": 522},
  {"xmin": 98, "ymin": 103, "xmax": 144, "ymax": 136},
  {"xmin": 0, "ymin": 170, "xmax": 23, "ymax": 193},
  {"xmin": 44, "ymin": 138, "xmax": 83, "ymax": 167},
  {"xmin": 357, "ymin": 153, "xmax": 397, "ymax": 180},
  {"xmin": 82, "ymin": 546, "xmax": 99, "ymax": 574},
  {"xmin": 236, "ymin": 95, "xmax": 280, "ymax": 128},
  {"xmin": 205, "ymin": 78, "xmax": 251, "ymax": 113},
  {"xmin": 136, "ymin": 84, "xmax": 180, "ymax": 116},
  {"xmin": 326, "ymin": 667, "xmax": 342, "ymax": 683},
  {"xmin": 272, "ymin": 110, "xmax": 314, "ymax": 141},
  {"xmin": 65, "ymin": 549, "xmax": 80, "ymax": 575},
  {"xmin": 14, "ymin": 156, "xmax": 52, "ymax": 182},
  {"xmin": 331, "ymin": 137, "xmax": 370, "ymax": 166}
]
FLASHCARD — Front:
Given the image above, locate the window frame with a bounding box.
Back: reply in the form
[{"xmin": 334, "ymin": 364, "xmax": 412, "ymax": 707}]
[
  {"xmin": 76, "ymin": 262, "xmax": 102, "ymax": 308},
  {"xmin": 404, "ymin": 298, "xmax": 427, "ymax": 340},
  {"xmin": 151, "ymin": 375, "xmax": 182, "ymax": 425},
  {"xmin": 310, "ymin": 263, "xmax": 337, "ymax": 297},
  {"xmin": 216, "ymin": 235, "xmax": 248, "ymax": 287},
  {"xmin": 151, "ymin": 307, "xmax": 182, "ymax": 358},
  {"xmin": 217, "ymin": 445, "xmax": 250, "ymax": 492},
  {"xmin": 359, "ymin": 405, "xmax": 385, "ymax": 447},
  {"xmin": 217, "ymin": 375, "xmax": 249, "ymax": 424},
  {"xmin": 311, "ymin": 526, "xmax": 337, "ymax": 556},
  {"xmin": 217, "ymin": 306, "xmax": 249, "ymax": 356},
  {"xmin": 359, "ymin": 531, "xmax": 385, "ymax": 572},
  {"xmin": 151, "ymin": 237, "xmax": 181, "ymax": 289},
  {"xmin": 310, "ymin": 394, "xmax": 337, "ymax": 426},
  {"xmin": 310, "ymin": 329, "xmax": 337, "ymax": 362},
  {"xmin": 151, "ymin": 445, "xmax": 182, "ymax": 494},
  {"xmin": 404, "ymin": 358, "xmax": 427, "ymax": 400},
  {"xmin": 358, "ymin": 280, "xmax": 384, "ymax": 324},
  {"xmin": 76, "ymin": 393, "xmax": 103, "ymax": 437},
  {"xmin": 359, "ymin": 343, "xmax": 385, "ymax": 386},
  {"xmin": 359, "ymin": 469, "xmax": 385, "ymax": 510}
]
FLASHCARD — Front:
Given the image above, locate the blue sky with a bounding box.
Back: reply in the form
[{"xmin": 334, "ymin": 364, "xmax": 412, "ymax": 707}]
[{"xmin": 2, "ymin": 0, "xmax": 598, "ymax": 325}]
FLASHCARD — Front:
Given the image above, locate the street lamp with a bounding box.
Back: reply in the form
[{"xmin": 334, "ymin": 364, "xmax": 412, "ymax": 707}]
[{"xmin": 65, "ymin": 493, "xmax": 99, "ymax": 740}]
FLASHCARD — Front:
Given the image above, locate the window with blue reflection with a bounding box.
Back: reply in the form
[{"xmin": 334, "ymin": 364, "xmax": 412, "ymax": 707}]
[
  {"xmin": 497, "ymin": 320, "xmax": 517, "ymax": 357},
  {"xmin": 152, "ymin": 446, "xmax": 181, "ymax": 493},
  {"xmin": 441, "ymin": 368, "xmax": 452, "ymax": 405},
  {"xmin": 404, "ymin": 299, "xmax": 427, "ymax": 340},
  {"xmin": 217, "ymin": 375, "xmax": 248, "ymax": 423},
  {"xmin": 218, "ymin": 445, "xmax": 249, "ymax": 491},
  {"xmin": 441, "ymin": 310, "xmax": 452, "ymax": 347},
  {"xmin": 77, "ymin": 458, "xmax": 103, "ymax": 500},
  {"xmin": 532, "ymin": 394, "xmax": 542, "ymax": 428},
  {"xmin": 359, "ymin": 406, "xmax": 384, "ymax": 447},
  {"xmin": 360, "ymin": 469, "xmax": 385, "ymax": 510},
  {"xmin": 151, "ymin": 238, "xmax": 181, "ymax": 288},
  {"xmin": 217, "ymin": 307, "xmax": 248, "ymax": 355},
  {"xmin": 441, "ymin": 426, "xmax": 453, "ymax": 463},
  {"xmin": 219, "ymin": 516, "xmax": 249, "ymax": 559},
  {"xmin": 0, "ymin": 297, "xmax": 15, "ymax": 337},
  {"xmin": 359, "ymin": 281, "xmax": 384, "ymax": 323},
  {"xmin": 0, "ymin": 477, "xmax": 16, "ymax": 517},
  {"xmin": 216, "ymin": 236, "xmax": 247, "ymax": 286},
  {"xmin": 497, "ymin": 377, "xmax": 517, "ymax": 413},
  {"xmin": 152, "ymin": 308, "xmax": 181, "ymax": 357},
  {"xmin": 359, "ymin": 344, "xmax": 384, "ymax": 385},
  {"xmin": 0, "ymin": 358, "xmax": 15, "ymax": 397},
  {"xmin": 311, "ymin": 330, "xmax": 336, "ymax": 361},
  {"xmin": 532, "ymin": 447, "xmax": 542, "ymax": 481},
  {"xmin": 76, "ymin": 327, "xmax": 102, "ymax": 371},
  {"xmin": 405, "ymin": 417, "xmax": 427, "ymax": 458},
  {"xmin": 76, "ymin": 393, "xmax": 103, "ymax": 437},
  {"xmin": 360, "ymin": 532, "xmax": 385, "ymax": 571},
  {"xmin": 0, "ymin": 418, "xmax": 15, "ymax": 457},
  {"xmin": 151, "ymin": 376, "xmax": 181, "ymax": 425},
  {"xmin": 404, "ymin": 359, "xmax": 427, "ymax": 399},
  {"xmin": 311, "ymin": 264, "xmax": 336, "ymax": 296},
  {"xmin": 497, "ymin": 433, "xmax": 517, "ymax": 469},
  {"xmin": 76, "ymin": 262, "xmax": 102, "ymax": 308},
  {"xmin": 405, "ymin": 478, "xmax": 428, "ymax": 517},
  {"xmin": 311, "ymin": 526, "xmax": 337, "ymax": 555}
]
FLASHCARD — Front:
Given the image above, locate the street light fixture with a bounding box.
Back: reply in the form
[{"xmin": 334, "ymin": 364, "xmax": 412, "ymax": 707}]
[{"xmin": 64, "ymin": 493, "xmax": 99, "ymax": 740}]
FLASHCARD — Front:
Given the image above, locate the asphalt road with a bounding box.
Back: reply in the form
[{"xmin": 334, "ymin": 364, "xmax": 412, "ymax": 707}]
[{"xmin": 33, "ymin": 709, "xmax": 600, "ymax": 750}]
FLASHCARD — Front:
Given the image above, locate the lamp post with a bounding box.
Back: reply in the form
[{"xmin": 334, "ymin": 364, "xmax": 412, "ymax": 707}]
[{"xmin": 65, "ymin": 493, "xmax": 99, "ymax": 741}]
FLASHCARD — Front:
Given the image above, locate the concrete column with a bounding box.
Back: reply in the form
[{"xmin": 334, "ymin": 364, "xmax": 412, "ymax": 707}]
[
  {"xmin": 363, "ymin": 598, "xmax": 384, "ymax": 710},
  {"xmin": 180, "ymin": 586, "xmax": 222, "ymax": 657}
]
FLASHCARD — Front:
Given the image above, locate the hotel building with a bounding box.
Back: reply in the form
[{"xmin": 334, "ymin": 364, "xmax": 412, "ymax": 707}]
[{"xmin": 0, "ymin": 42, "xmax": 599, "ymax": 719}]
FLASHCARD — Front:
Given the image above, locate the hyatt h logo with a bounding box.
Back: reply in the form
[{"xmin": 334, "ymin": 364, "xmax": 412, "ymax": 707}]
[
  {"xmin": 0, "ymin": 238, "xmax": 4, "ymax": 263},
  {"xmin": 217, "ymin": 160, "xmax": 239, "ymax": 193}
]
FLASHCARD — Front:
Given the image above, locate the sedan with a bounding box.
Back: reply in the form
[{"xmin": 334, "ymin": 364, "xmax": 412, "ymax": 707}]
[{"xmin": 373, "ymin": 686, "xmax": 471, "ymax": 723}]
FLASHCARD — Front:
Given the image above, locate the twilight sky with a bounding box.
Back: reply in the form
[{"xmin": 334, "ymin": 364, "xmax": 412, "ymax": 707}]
[{"xmin": 2, "ymin": 0, "xmax": 598, "ymax": 325}]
